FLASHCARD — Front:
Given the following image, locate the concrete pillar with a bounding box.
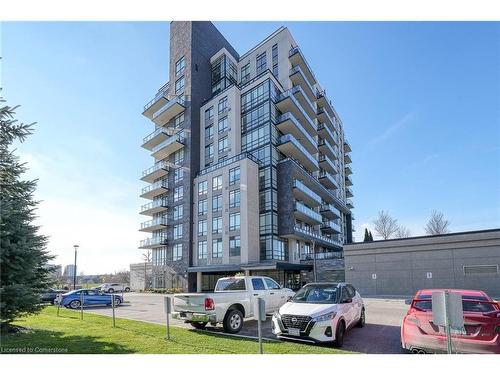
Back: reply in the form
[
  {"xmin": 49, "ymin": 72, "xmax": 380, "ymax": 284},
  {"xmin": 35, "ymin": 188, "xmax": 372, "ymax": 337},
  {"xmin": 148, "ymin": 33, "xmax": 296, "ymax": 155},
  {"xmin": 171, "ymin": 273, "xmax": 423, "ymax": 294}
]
[{"xmin": 196, "ymin": 272, "xmax": 202, "ymax": 293}]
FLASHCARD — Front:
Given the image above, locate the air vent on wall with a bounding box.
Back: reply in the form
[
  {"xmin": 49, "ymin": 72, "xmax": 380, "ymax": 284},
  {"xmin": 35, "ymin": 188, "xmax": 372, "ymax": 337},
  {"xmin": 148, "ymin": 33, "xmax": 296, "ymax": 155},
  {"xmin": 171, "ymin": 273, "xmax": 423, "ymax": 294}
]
[{"xmin": 463, "ymin": 265, "xmax": 498, "ymax": 275}]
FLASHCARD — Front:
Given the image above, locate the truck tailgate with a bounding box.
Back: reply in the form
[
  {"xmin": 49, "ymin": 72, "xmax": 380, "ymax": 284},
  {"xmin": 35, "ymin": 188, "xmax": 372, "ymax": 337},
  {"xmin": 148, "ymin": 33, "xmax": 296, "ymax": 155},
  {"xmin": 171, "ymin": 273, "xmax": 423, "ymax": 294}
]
[{"xmin": 173, "ymin": 294, "xmax": 210, "ymax": 313}]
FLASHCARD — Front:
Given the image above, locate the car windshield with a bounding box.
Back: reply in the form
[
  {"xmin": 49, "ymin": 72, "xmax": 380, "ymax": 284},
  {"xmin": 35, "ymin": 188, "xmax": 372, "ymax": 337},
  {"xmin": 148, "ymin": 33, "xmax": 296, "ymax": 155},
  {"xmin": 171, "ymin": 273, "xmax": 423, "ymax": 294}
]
[
  {"xmin": 292, "ymin": 285, "xmax": 339, "ymax": 304},
  {"xmin": 414, "ymin": 294, "xmax": 497, "ymax": 313},
  {"xmin": 215, "ymin": 278, "xmax": 246, "ymax": 291}
]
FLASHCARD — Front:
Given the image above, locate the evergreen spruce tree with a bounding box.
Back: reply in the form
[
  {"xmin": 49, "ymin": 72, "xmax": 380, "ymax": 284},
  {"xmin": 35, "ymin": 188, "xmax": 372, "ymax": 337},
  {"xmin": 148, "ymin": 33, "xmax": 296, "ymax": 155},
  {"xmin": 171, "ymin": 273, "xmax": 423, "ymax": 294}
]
[
  {"xmin": 0, "ymin": 96, "xmax": 53, "ymax": 331},
  {"xmin": 368, "ymin": 230, "xmax": 374, "ymax": 242},
  {"xmin": 363, "ymin": 228, "xmax": 370, "ymax": 242}
]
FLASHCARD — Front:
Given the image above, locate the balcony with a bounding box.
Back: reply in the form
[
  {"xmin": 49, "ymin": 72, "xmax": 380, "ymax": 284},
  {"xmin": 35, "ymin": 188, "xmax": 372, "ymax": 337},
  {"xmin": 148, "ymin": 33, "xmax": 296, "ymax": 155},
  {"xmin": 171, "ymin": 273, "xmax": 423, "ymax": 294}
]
[
  {"xmin": 345, "ymin": 165, "xmax": 353, "ymax": 176},
  {"xmin": 317, "ymin": 106, "xmax": 335, "ymax": 129},
  {"xmin": 344, "ymin": 140, "xmax": 352, "ymax": 153},
  {"xmin": 151, "ymin": 133, "xmax": 185, "ymax": 160},
  {"xmin": 289, "ymin": 66, "xmax": 316, "ymax": 104},
  {"xmin": 346, "ymin": 199, "xmax": 354, "ymax": 209},
  {"xmin": 318, "ymin": 154, "xmax": 338, "ymax": 175},
  {"xmin": 142, "ymin": 83, "xmax": 169, "ymax": 119},
  {"xmin": 320, "ymin": 204, "xmax": 341, "ymax": 219},
  {"xmin": 316, "ymin": 90, "xmax": 335, "ymax": 118},
  {"xmin": 275, "ymin": 90, "xmax": 316, "ymax": 137},
  {"xmin": 321, "ymin": 220, "xmax": 342, "ymax": 234},
  {"xmin": 317, "ymin": 123, "xmax": 337, "ymax": 146},
  {"xmin": 300, "ymin": 250, "xmax": 344, "ymax": 261},
  {"xmin": 290, "ymin": 85, "xmax": 317, "ymax": 120},
  {"xmin": 277, "ymin": 134, "xmax": 319, "ymax": 173},
  {"xmin": 346, "ymin": 187, "xmax": 354, "ymax": 198},
  {"xmin": 151, "ymin": 96, "xmax": 186, "ymax": 126},
  {"xmin": 139, "ymin": 236, "xmax": 167, "ymax": 249},
  {"xmin": 294, "ymin": 201, "xmax": 322, "ymax": 225},
  {"xmin": 292, "ymin": 225, "xmax": 343, "ymax": 248},
  {"xmin": 344, "ymin": 153, "xmax": 352, "ymax": 164},
  {"xmin": 139, "ymin": 218, "xmax": 168, "ymax": 232},
  {"xmin": 345, "ymin": 175, "xmax": 353, "ymax": 187},
  {"xmin": 276, "ymin": 113, "xmax": 317, "ymax": 154},
  {"xmin": 140, "ymin": 180, "xmax": 168, "ymax": 200},
  {"xmin": 142, "ymin": 126, "xmax": 177, "ymax": 151},
  {"xmin": 318, "ymin": 138, "xmax": 336, "ymax": 160},
  {"xmin": 140, "ymin": 199, "xmax": 168, "ymax": 216},
  {"xmin": 318, "ymin": 171, "xmax": 339, "ymax": 190},
  {"xmin": 289, "ymin": 46, "xmax": 316, "ymax": 86},
  {"xmin": 293, "ymin": 180, "xmax": 322, "ymax": 207},
  {"xmin": 141, "ymin": 161, "xmax": 169, "ymax": 183}
]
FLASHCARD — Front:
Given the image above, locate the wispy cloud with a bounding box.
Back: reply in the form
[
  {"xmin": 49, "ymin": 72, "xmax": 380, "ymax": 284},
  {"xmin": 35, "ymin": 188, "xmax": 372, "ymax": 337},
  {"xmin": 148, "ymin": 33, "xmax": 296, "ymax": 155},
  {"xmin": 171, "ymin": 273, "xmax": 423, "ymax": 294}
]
[{"xmin": 368, "ymin": 112, "xmax": 415, "ymax": 147}]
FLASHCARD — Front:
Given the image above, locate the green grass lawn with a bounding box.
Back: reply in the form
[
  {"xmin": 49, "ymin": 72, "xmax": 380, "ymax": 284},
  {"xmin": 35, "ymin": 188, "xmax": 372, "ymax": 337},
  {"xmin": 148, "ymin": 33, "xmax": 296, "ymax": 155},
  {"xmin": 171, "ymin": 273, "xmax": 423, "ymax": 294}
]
[{"xmin": 0, "ymin": 306, "xmax": 351, "ymax": 354}]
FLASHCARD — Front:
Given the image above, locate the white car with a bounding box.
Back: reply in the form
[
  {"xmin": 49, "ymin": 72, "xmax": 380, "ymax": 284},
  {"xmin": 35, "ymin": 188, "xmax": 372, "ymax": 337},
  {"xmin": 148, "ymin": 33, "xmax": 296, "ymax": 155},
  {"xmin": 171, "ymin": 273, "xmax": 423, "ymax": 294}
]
[
  {"xmin": 99, "ymin": 283, "xmax": 130, "ymax": 293},
  {"xmin": 272, "ymin": 282, "xmax": 365, "ymax": 347}
]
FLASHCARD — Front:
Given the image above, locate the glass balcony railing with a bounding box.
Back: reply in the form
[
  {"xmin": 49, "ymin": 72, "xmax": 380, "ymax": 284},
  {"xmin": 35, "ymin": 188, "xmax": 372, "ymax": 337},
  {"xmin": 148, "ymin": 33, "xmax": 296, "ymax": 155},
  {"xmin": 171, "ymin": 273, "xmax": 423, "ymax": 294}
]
[
  {"xmin": 139, "ymin": 236, "xmax": 167, "ymax": 248},
  {"xmin": 140, "ymin": 199, "xmax": 168, "ymax": 213},
  {"xmin": 276, "ymin": 113, "xmax": 317, "ymax": 151},
  {"xmin": 300, "ymin": 251, "xmax": 344, "ymax": 261},
  {"xmin": 322, "ymin": 220, "xmax": 342, "ymax": 233},
  {"xmin": 142, "ymin": 126, "xmax": 170, "ymax": 145},
  {"xmin": 320, "ymin": 204, "xmax": 341, "ymax": 218},
  {"xmin": 293, "ymin": 180, "xmax": 322, "ymax": 204},
  {"xmin": 151, "ymin": 132, "xmax": 185, "ymax": 156},
  {"xmin": 293, "ymin": 225, "xmax": 343, "ymax": 247},
  {"xmin": 289, "ymin": 46, "xmax": 317, "ymax": 84},
  {"xmin": 317, "ymin": 123, "xmax": 337, "ymax": 146},
  {"xmin": 141, "ymin": 161, "xmax": 168, "ymax": 179},
  {"xmin": 277, "ymin": 134, "xmax": 318, "ymax": 170},
  {"xmin": 276, "ymin": 90, "xmax": 316, "ymax": 133},
  {"xmin": 295, "ymin": 201, "xmax": 322, "ymax": 222},
  {"xmin": 141, "ymin": 180, "xmax": 168, "ymax": 195},
  {"xmin": 140, "ymin": 218, "xmax": 168, "ymax": 230},
  {"xmin": 144, "ymin": 83, "xmax": 169, "ymax": 111},
  {"xmin": 290, "ymin": 83, "xmax": 316, "ymax": 115}
]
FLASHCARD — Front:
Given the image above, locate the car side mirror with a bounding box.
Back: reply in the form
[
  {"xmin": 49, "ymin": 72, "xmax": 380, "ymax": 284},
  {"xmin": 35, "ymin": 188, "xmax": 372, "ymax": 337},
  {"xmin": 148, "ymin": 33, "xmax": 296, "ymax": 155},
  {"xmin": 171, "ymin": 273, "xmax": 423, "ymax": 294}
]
[
  {"xmin": 343, "ymin": 298, "xmax": 352, "ymax": 304},
  {"xmin": 405, "ymin": 299, "xmax": 412, "ymax": 305}
]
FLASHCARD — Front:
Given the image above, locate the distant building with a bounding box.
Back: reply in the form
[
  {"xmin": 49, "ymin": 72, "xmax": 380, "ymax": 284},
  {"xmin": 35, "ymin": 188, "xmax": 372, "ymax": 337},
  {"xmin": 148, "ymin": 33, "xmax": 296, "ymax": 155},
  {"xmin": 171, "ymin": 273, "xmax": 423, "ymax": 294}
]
[
  {"xmin": 45, "ymin": 264, "xmax": 62, "ymax": 278},
  {"xmin": 130, "ymin": 262, "xmax": 153, "ymax": 291},
  {"xmin": 63, "ymin": 264, "xmax": 76, "ymax": 278}
]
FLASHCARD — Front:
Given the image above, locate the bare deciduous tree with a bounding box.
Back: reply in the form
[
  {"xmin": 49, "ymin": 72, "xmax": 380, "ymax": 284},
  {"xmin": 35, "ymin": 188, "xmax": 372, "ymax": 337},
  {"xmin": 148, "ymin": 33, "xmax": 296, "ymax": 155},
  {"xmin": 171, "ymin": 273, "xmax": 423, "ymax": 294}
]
[
  {"xmin": 142, "ymin": 250, "xmax": 152, "ymax": 290},
  {"xmin": 373, "ymin": 210, "xmax": 399, "ymax": 239},
  {"xmin": 425, "ymin": 210, "xmax": 450, "ymax": 235},
  {"xmin": 395, "ymin": 225, "xmax": 412, "ymax": 238}
]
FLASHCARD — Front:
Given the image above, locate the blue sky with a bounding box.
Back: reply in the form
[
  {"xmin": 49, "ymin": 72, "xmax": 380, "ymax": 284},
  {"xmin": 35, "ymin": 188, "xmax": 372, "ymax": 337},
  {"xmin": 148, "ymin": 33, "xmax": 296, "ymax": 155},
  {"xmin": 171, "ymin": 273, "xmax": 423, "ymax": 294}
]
[{"xmin": 2, "ymin": 22, "xmax": 499, "ymax": 274}]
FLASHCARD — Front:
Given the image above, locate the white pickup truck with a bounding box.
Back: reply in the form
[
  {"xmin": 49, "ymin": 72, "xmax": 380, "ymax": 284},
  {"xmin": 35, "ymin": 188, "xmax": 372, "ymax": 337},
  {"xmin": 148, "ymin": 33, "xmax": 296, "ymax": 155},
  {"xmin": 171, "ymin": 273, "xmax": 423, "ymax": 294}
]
[{"xmin": 172, "ymin": 276, "xmax": 295, "ymax": 333}]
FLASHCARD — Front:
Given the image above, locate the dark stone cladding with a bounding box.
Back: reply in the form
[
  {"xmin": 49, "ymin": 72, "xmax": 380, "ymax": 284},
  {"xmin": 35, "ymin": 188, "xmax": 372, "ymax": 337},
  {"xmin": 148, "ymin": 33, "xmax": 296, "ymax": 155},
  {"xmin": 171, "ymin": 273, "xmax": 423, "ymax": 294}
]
[{"xmin": 168, "ymin": 22, "xmax": 240, "ymax": 292}]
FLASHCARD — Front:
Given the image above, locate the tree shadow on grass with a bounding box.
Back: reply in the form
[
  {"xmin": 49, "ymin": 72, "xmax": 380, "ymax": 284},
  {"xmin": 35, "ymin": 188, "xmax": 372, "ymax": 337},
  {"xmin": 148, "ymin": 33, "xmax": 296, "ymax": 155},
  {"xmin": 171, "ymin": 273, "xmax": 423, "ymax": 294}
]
[{"xmin": 0, "ymin": 328, "xmax": 134, "ymax": 354}]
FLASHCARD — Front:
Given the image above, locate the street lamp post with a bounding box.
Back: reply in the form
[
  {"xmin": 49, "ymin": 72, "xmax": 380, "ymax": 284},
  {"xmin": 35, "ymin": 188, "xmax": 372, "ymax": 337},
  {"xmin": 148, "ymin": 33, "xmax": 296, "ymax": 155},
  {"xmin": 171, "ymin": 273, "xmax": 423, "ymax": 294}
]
[{"xmin": 73, "ymin": 244, "xmax": 79, "ymax": 290}]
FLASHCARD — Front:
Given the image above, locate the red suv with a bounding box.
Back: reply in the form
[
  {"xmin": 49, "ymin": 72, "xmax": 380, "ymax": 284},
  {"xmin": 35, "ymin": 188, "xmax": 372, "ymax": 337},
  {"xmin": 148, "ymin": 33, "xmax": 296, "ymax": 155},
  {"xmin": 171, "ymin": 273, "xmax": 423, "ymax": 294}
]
[{"xmin": 401, "ymin": 289, "xmax": 500, "ymax": 354}]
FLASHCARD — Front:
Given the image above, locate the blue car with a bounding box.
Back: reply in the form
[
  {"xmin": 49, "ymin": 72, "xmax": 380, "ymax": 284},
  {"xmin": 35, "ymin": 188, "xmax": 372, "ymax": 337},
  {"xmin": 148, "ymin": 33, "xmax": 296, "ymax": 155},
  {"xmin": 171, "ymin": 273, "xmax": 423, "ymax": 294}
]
[{"xmin": 59, "ymin": 289, "xmax": 122, "ymax": 309}]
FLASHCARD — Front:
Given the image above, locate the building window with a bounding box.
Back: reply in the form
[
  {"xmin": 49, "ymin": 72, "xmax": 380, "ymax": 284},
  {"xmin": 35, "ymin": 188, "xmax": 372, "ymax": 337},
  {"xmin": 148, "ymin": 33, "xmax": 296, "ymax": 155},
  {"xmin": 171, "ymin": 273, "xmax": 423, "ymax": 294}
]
[
  {"xmin": 198, "ymin": 219, "xmax": 207, "ymax": 236},
  {"xmin": 198, "ymin": 180, "xmax": 208, "ymax": 195},
  {"xmin": 241, "ymin": 63, "xmax": 250, "ymax": 83},
  {"xmin": 173, "ymin": 204, "xmax": 183, "ymax": 220},
  {"xmin": 174, "ymin": 168, "xmax": 184, "ymax": 184},
  {"xmin": 174, "ymin": 186, "xmax": 183, "ymax": 202},
  {"xmin": 218, "ymin": 96, "xmax": 228, "ymax": 114},
  {"xmin": 229, "ymin": 236, "xmax": 240, "ymax": 257},
  {"xmin": 229, "ymin": 167, "xmax": 240, "ymax": 185},
  {"xmin": 198, "ymin": 240, "xmax": 207, "ymax": 259},
  {"xmin": 229, "ymin": 212, "xmax": 240, "ymax": 231},
  {"xmin": 212, "ymin": 238, "xmax": 223, "ymax": 258},
  {"xmin": 218, "ymin": 136, "xmax": 229, "ymax": 153},
  {"xmin": 218, "ymin": 116, "xmax": 228, "ymax": 134},
  {"xmin": 256, "ymin": 52, "xmax": 266, "ymax": 75},
  {"xmin": 205, "ymin": 107, "xmax": 214, "ymax": 123},
  {"xmin": 198, "ymin": 199, "xmax": 207, "ymax": 216},
  {"xmin": 272, "ymin": 44, "xmax": 278, "ymax": 78},
  {"xmin": 174, "ymin": 113, "xmax": 184, "ymax": 129},
  {"xmin": 173, "ymin": 224, "xmax": 183, "ymax": 240},
  {"xmin": 212, "ymin": 217, "xmax": 222, "ymax": 234},
  {"xmin": 174, "ymin": 149, "xmax": 184, "ymax": 164},
  {"xmin": 205, "ymin": 144, "xmax": 214, "ymax": 160},
  {"xmin": 212, "ymin": 194, "xmax": 222, "ymax": 212},
  {"xmin": 173, "ymin": 243, "xmax": 182, "ymax": 261},
  {"xmin": 212, "ymin": 175, "xmax": 222, "ymax": 191},
  {"xmin": 229, "ymin": 189, "xmax": 240, "ymax": 208},
  {"xmin": 205, "ymin": 125, "xmax": 214, "ymax": 141},
  {"xmin": 175, "ymin": 56, "xmax": 185, "ymax": 76},
  {"xmin": 175, "ymin": 76, "xmax": 185, "ymax": 94}
]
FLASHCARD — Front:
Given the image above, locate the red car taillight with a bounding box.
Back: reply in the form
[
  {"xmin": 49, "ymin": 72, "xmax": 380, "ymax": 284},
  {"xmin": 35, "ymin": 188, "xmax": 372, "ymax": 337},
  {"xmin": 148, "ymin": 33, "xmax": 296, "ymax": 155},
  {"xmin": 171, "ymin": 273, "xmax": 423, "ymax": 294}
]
[{"xmin": 204, "ymin": 298, "xmax": 215, "ymax": 311}]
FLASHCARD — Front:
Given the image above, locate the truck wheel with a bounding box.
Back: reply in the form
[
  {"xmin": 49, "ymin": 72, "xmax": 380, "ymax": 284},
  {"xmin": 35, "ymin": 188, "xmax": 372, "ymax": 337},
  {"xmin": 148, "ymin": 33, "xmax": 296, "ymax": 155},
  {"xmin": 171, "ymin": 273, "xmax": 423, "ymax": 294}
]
[
  {"xmin": 223, "ymin": 309, "xmax": 243, "ymax": 334},
  {"xmin": 125, "ymin": 287, "xmax": 130, "ymax": 292},
  {"xmin": 190, "ymin": 322, "xmax": 208, "ymax": 329},
  {"xmin": 108, "ymin": 288, "xmax": 114, "ymax": 293}
]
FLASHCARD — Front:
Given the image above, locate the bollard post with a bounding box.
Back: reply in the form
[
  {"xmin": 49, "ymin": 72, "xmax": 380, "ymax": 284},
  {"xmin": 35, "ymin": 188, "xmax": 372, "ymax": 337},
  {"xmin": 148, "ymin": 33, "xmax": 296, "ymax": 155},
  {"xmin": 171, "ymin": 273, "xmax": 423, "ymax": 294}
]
[
  {"xmin": 112, "ymin": 293, "xmax": 116, "ymax": 328},
  {"xmin": 164, "ymin": 296, "xmax": 171, "ymax": 340},
  {"xmin": 254, "ymin": 297, "xmax": 265, "ymax": 354},
  {"xmin": 80, "ymin": 290, "xmax": 84, "ymax": 320},
  {"xmin": 56, "ymin": 294, "xmax": 61, "ymax": 317}
]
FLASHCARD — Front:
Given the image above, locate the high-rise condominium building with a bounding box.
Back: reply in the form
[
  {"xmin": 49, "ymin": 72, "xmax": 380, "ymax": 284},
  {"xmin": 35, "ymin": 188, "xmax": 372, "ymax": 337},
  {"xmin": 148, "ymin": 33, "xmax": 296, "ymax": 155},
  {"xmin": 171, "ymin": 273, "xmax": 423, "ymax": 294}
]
[{"xmin": 139, "ymin": 22, "xmax": 354, "ymax": 292}]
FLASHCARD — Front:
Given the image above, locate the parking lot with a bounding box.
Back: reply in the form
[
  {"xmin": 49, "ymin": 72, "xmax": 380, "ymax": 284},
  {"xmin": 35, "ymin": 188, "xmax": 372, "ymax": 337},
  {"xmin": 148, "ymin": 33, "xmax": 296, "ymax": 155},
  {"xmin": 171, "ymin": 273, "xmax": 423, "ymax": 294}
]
[{"xmin": 84, "ymin": 292, "xmax": 408, "ymax": 353}]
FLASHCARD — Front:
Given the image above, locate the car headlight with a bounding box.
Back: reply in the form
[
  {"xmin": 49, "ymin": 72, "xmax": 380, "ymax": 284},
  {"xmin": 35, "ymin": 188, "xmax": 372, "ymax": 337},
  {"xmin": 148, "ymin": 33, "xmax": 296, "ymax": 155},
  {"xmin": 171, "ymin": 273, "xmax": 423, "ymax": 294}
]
[{"xmin": 313, "ymin": 312, "xmax": 337, "ymax": 322}]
